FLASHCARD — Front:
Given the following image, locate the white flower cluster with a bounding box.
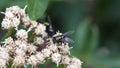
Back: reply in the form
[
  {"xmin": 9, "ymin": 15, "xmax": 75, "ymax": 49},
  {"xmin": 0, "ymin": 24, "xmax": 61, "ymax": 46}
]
[{"xmin": 0, "ymin": 6, "xmax": 82, "ymax": 68}]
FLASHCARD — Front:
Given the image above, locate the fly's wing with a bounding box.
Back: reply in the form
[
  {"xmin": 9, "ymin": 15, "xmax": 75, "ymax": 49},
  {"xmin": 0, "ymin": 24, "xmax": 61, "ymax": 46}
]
[
  {"xmin": 60, "ymin": 37, "xmax": 74, "ymax": 43},
  {"xmin": 63, "ymin": 30, "xmax": 75, "ymax": 37}
]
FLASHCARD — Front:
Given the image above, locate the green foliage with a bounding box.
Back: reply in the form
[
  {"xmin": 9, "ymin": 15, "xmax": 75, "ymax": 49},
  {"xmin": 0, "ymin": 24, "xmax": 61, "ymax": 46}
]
[{"xmin": 27, "ymin": 0, "xmax": 49, "ymax": 20}]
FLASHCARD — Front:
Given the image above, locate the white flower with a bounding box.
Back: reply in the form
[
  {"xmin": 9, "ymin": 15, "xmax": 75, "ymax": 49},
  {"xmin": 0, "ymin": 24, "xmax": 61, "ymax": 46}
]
[
  {"xmin": 61, "ymin": 55, "xmax": 70, "ymax": 65},
  {"xmin": 1, "ymin": 18, "xmax": 12, "ymax": 29},
  {"xmin": 6, "ymin": 6, "xmax": 26, "ymax": 17},
  {"xmin": 41, "ymin": 31, "xmax": 48, "ymax": 37},
  {"xmin": 51, "ymin": 53, "xmax": 61, "ymax": 67},
  {"xmin": 4, "ymin": 11, "xmax": 14, "ymax": 18},
  {"xmin": 27, "ymin": 55, "xmax": 38, "ymax": 66},
  {"xmin": 15, "ymin": 40, "xmax": 21, "ymax": 45},
  {"xmin": 0, "ymin": 47, "xmax": 9, "ymax": 68},
  {"xmin": 3, "ymin": 37, "xmax": 13, "ymax": 45},
  {"xmin": 15, "ymin": 40, "xmax": 28, "ymax": 51},
  {"xmin": 12, "ymin": 17, "xmax": 20, "ymax": 27},
  {"xmin": 34, "ymin": 37, "xmax": 44, "ymax": 45},
  {"xmin": 0, "ymin": 59, "xmax": 7, "ymax": 68},
  {"xmin": 16, "ymin": 29, "xmax": 28, "ymax": 40},
  {"xmin": 35, "ymin": 52, "xmax": 45, "ymax": 64},
  {"xmin": 47, "ymin": 44, "xmax": 58, "ymax": 52},
  {"xmin": 30, "ymin": 21, "xmax": 38, "ymax": 28},
  {"xmin": 0, "ymin": 47, "xmax": 9, "ymax": 61},
  {"xmin": 6, "ymin": 45, "xmax": 13, "ymax": 52},
  {"xmin": 15, "ymin": 40, "xmax": 27, "ymax": 51},
  {"xmin": 66, "ymin": 64, "xmax": 78, "ymax": 68},
  {"xmin": 2, "ymin": 5, "xmax": 28, "ymax": 29},
  {"xmin": 1, "ymin": 17, "xmax": 20, "ymax": 29},
  {"xmin": 70, "ymin": 57, "xmax": 82, "ymax": 64},
  {"xmin": 22, "ymin": 16, "xmax": 31, "ymax": 26},
  {"xmin": 70, "ymin": 57, "xmax": 82, "ymax": 68},
  {"xmin": 41, "ymin": 48, "xmax": 52, "ymax": 58},
  {"xmin": 58, "ymin": 43, "xmax": 71, "ymax": 55},
  {"xmin": 27, "ymin": 44, "xmax": 37, "ymax": 53},
  {"xmin": 13, "ymin": 55, "xmax": 25, "ymax": 66},
  {"xmin": 18, "ymin": 42, "xmax": 27, "ymax": 51},
  {"xmin": 15, "ymin": 48, "xmax": 25, "ymax": 56},
  {"xmin": 6, "ymin": 6, "xmax": 21, "ymax": 12},
  {"xmin": 35, "ymin": 23, "xmax": 46, "ymax": 35}
]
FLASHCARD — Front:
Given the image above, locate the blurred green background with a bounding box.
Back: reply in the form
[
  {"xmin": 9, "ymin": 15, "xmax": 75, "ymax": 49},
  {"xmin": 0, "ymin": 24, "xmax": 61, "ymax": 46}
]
[{"xmin": 0, "ymin": 0, "xmax": 120, "ymax": 68}]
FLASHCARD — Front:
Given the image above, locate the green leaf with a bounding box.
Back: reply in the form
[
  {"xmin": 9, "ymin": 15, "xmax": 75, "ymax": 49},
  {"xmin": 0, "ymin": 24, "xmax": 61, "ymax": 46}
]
[
  {"xmin": 27, "ymin": 0, "xmax": 49, "ymax": 20},
  {"xmin": 75, "ymin": 19, "xmax": 90, "ymax": 52},
  {"xmin": 0, "ymin": 28, "xmax": 13, "ymax": 42},
  {"xmin": 85, "ymin": 25, "xmax": 99, "ymax": 55}
]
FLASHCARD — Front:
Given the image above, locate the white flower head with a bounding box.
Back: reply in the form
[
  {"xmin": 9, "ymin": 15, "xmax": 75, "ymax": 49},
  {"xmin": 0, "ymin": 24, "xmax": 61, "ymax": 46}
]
[
  {"xmin": 27, "ymin": 44, "xmax": 37, "ymax": 53},
  {"xmin": 12, "ymin": 17, "xmax": 20, "ymax": 28},
  {"xmin": 27, "ymin": 55, "xmax": 38, "ymax": 66},
  {"xmin": 30, "ymin": 21, "xmax": 38, "ymax": 28},
  {"xmin": 15, "ymin": 40, "xmax": 27, "ymax": 51},
  {"xmin": 13, "ymin": 55, "xmax": 25, "ymax": 66},
  {"xmin": 16, "ymin": 29, "xmax": 28, "ymax": 40},
  {"xmin": 34, "ymin": 37, "xmax": 44, "ymax": 45},
  {"xmin": 0, "ymin": 47, "xmax": 9, "ymax": 61},
  {"xmin": 58, "ymin": 43, "xmax": 71, "ymax": 55},
  {"xmin": 19, "ymin": 42, "xmax": 27, "ymax": 51},
  {"xmin": 35, "ymin": 23, "xmax": 46, "ymax": 35},
  {"xmin": 66, "ymin": 64, "xmax": 78, "ymax": 68},
  {"xmin": 0, "ymin": 47, "xmax": 9, "ymax": 68},
  {"xmin": 0, "ymin": 59, "xmax": 7, "ymax": 68},
  {"xmin": 6, "ymin": 6, "xmax": 26, "ymax": 18},
  {"xmin": 1, "ymin": 17, "xmax": 20, "ymax": 29},
  {"xmin": 35, "ymin": 52, "xmax": 45, "ymax": 64},
  {"xmin": 1, "ymin": 5, "xmax": 28, "ymax": 29},
  {"xmin": 4, "ymin": 11, "xmax": 14, "ymax": 18},
  {"xmin": 6, "ymin": 6, "xmax": 21, "ymax": 12},
  {"xmin": 47, "ymin": 44, "xmax": 58, "ymax": 52},
  {"xmin": 41, "ymin": 48, "xmax": 52, "ymax": 58},
  {"xmin": 15, "ymin": 48, "xmax": 25, "ymax": 56},
  {"xmin": 51, "ymin": 53, "xmax": 61, "ymax": 67},
  {"xmin": 61, "ymin": 55, "xmax": 70, "ymax": 65},
  {"xmin": 1, "ymin": 18, "xmax": 12, "ymax": 29},
  {"xmin": 41, "ymin": 31, "xmax": 48, "ymax": 37},
  {"xmin": 70, "ymin": 57, "xmax": 82, "ymax": 68},
  {"xmin": 3, "ymin": 37, "xmax": 13, "ymax": 45},
  {"xmin": 22, "ymin": 16, "xmax": 31, "ymax": 27},
  {"xmin": 15, "ymin": 40, "xmax": 21, "ymax": 45}
]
